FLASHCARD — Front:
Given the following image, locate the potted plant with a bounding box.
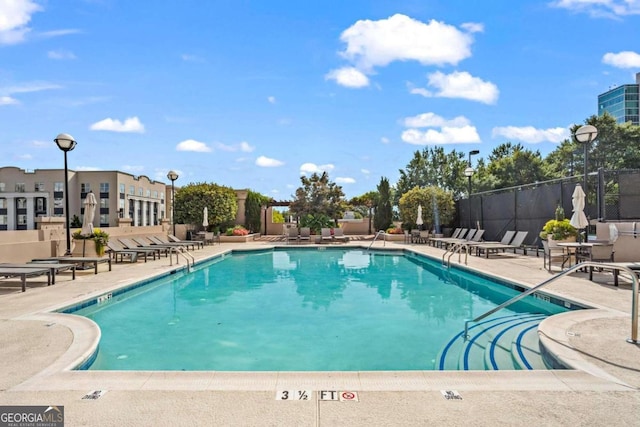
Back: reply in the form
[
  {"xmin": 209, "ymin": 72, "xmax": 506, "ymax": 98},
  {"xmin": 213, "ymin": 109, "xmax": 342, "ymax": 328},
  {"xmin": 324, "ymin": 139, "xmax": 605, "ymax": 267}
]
[
  {"xmin": 72, "ymin": 228, "xmax": 109, "ymax": 257},
  {"xmin": 539, "ymin": 219, "xmax": 578, "ymax": 246}
]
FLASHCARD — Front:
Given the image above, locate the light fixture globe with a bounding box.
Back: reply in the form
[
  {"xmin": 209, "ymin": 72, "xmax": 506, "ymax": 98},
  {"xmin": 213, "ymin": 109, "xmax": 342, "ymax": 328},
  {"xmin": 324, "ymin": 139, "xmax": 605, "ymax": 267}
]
[
  {"xmin": 574, "ymin": 125, "xmax": 598, "ymax": 144},
  {"xmin": 167, "ymin": 170, "xmax": 179, "ymax": 181},
  {"xmin": 464, "ymin": 167, "xmax": 474, "ymax": 177},
  {"xmin": 54, "ymin": 133, "xmax": 77, "ymax": 151}
]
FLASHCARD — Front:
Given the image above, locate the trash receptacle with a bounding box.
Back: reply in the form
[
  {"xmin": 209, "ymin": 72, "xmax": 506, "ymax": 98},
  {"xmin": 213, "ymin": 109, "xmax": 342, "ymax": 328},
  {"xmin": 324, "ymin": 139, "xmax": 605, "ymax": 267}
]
[{"xmin": 186, "ymin": 231, "xmax": 193, "ymax": 240}]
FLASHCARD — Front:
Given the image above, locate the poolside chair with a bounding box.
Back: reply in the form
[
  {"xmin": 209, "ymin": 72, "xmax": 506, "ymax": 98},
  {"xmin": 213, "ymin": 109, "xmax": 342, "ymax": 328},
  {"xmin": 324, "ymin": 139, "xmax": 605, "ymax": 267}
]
[
  {"xmin": 119, "ymin": 238, "xmax": 168, "ymax": 258},
  {"xmin": 576, "ymin": 243, "xmax": 615, "ymax": 281},
  {"xmin": 203, "ymin": 231, "xmax": 220, "ymax": 245},
  {"xmin": 333, "ymin": 228, "xmax": 349, "ymax": 243},
  {"xmin": 542, "ymin": 239, "xmax": 570, "ymax": 272},
  {"xmin": 149, "ymin": 235, "xmax": 197, "ymax": 251},
  {"xmin": 299, "ymin": 227, "xmax": 311, "ymax": 243},
  {"xmin": 286, "ymin": 227, "xmax": 299, "ymax": 244},
  {"xmin": 320, "ymin": 228, "xmax": 333, "ymax": 243},
  {"xmin": 474, "ymin": 231, "xmax": 527, "ymax": 258},
  {"xmin": 106, "ymin": 240, "xmax": 146, "ymax": 263},
  {"xmin": 166, "ymin": 234, "xmax": 204, "ymax": 249}
]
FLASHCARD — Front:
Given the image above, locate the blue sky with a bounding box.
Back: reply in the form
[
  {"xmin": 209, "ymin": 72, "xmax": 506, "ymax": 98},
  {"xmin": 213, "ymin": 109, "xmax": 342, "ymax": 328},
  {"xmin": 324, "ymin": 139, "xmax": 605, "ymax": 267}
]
[{"xmin": 1, "ymin": 0, "xmax": 639, "ymax": 199}]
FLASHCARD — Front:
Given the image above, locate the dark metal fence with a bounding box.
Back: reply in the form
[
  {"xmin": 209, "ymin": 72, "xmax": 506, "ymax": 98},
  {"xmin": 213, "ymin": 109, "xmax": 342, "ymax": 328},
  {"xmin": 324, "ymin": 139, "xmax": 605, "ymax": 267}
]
[{"xmin": 457, "ymin": 169, "xmax": 640, "ymax": 246}]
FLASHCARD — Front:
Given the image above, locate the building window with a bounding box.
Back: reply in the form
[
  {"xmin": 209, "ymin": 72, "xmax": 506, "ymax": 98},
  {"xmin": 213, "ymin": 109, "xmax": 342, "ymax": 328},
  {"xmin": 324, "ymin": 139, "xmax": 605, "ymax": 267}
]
[
  {"xmin": 119, "ymin": 183, "xmax": 125, "ymax": 194},
  {"xmin": 54, "ymin": 182, "xmax": 64, "ymax": 192},
  {"xmin": 15, "ymin": 183, "xmax": 26, "ymax": 192},
  {"xmin": 0, "ymin": 182, "xmax": 4, "ymax": 192},
  {"xmin": 138, "ymin": 187, "xmax": 143, "ymax": 196},
  {"xmin": 0, "ymin": 198, "xmax": 5, "ymax": 209},
  {"xmin": 100, "ymin": 198, "xmax": 109, "ymax": 209},
  {"xmin": 100, "ymin": 182, "xmax": 109, "ymax": 192},
  {"xmin": 17, "ymin": 214, "xmax": 27, "ymax": 225},
  {"xmin": 36, "ymin": 198, "xmax": 45, "ymax": 211},
  {"xmin": 0, "ymin": 215, "xmax": 6, "ymax": 225},
  {"xmin": 153, "ymin": 191, "xmax": 158, "ymax": 199},
  {"xmin": 34, "ymin": 182, "xmax": 45, "ymax": 192},
  {"xmin": 16, "ymin": 198, "xmax": 27, "ymax": 209},
  {"xmin": 146, "ymin": 189, "xmax": 151, "ymax": 198},
  {"xmin": 129, "ymin": 185, "xmax": 135, "ymax": 195},
  {"xmin": 81, "ymin": 183, "xmax": 91, "ymax": 193},
  {"xmin": 100, "ymin": 214, "xmax": 109, "ymax": 225}
]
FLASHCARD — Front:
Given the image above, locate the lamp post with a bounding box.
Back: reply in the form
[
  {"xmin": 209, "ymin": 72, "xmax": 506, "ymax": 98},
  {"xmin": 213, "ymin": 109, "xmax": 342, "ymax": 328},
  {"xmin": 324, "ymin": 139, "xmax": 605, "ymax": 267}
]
[
  {"xmin": 54, "ymin": 133, "xmax": 77, "ymax": 256},
  {"xmin": 167, "ymin": 170, "xmax": 179, "ymax": 236},
  {"xmin": 573, "ymin": 125, "xmax": 598, "ymax": 241},
  {"xmin": 465, "ymin": 150, "xmax": 480, "ymax": 228}
]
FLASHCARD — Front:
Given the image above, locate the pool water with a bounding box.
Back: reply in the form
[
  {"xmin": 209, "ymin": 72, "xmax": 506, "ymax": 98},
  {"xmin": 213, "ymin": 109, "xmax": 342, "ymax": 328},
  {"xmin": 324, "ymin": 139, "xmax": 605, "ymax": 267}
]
[{"xmin": 72, "ymin": 248, "xmax": 566, "ymax": 371}]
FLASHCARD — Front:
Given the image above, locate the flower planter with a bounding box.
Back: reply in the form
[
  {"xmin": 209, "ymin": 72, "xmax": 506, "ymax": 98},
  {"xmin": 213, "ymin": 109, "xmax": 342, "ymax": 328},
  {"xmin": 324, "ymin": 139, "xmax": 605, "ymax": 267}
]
[
  {"xmin": 72, "ymin": 239, "xmax": 105, "ymax": 257},
  {"xmin": 219, "ymin": 233, "xmax": 260, "ymax": 243},
  {"xmin": 547, "ymin": 236, "xmax": 576, "ymax": 248}
]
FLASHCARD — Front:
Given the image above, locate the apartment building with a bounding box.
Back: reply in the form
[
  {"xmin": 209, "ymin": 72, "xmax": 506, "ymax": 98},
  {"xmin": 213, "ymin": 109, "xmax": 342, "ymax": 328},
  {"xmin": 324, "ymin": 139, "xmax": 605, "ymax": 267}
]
[
  {"xmin": 597, "ymin": 72, "xmax": 640, "ymax": 125},
  {"xmin": 0, "ymin": 167, "xmax": 168, "ymax": 231}
]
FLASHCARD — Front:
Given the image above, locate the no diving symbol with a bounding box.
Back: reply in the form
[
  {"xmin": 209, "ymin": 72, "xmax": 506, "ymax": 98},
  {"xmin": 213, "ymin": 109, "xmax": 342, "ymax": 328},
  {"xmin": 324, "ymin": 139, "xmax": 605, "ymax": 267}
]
[{"xmin": 340, "ymin": 391, "xmax": 359, "ymax": 402}]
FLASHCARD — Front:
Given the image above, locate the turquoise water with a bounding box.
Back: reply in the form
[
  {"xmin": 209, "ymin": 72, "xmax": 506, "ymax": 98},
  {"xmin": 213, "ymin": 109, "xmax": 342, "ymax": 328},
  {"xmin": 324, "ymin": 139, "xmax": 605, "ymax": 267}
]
[{"xmin": 73, "ymin": 248, "xmax": 566, "ymax": 371}]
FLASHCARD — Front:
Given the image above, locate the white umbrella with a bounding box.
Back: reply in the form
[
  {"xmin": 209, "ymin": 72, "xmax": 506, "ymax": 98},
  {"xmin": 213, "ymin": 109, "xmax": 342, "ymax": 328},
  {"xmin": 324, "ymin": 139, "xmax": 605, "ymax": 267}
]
[
  {"xmin": 416, "ymin": 204, "xmax": 424, "ymax": 227},
  {"xmin": 202, "ymin": 207, "xmax": 209, "ymax": 229},
  {"xmin": 81, "ymin": 191, "xmax": 97, "ymax": 236},
  {"xmin": 569, "ymin": 184, "xmax": 589, "ymax": 230}
]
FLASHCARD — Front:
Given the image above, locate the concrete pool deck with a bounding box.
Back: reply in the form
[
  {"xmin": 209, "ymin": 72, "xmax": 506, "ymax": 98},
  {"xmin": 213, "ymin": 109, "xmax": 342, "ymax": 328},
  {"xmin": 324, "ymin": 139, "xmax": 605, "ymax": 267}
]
[{"xmin": 1, "ymin": 239, "xmax": 639, "ymax": 426}]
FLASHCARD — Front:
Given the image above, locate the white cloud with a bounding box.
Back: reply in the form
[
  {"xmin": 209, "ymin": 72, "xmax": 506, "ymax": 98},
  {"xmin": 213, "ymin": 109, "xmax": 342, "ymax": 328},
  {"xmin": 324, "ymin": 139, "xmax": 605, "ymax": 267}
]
[
  {"xmin": 300, "ymin": 163, "xmax": 335, "ymax": 174},
  {"xmin": 491, "ymin": 126, "xmax": 569, "ymax": 143},
  {"xmin": 268, "ymin": 96, "xmax": 276, "ymax": 104},
  {"xmin": 403, "ymin": 112, "xmax": 471, "ymax": 128},
  {"xmin": 401, "ymin": 126, "xmax": 481, "ymax": 145},
  {"xmin": 90, "ymin": 116, "xmax": 145, "ymax": 133},
  {"xmin": 0, "ymin": 0, "xmax": 42, "ymax": 45},
  {"xmin": 338, "ymin": 14, "xmax": 474, "ymax": 71},
  {"xmin": 0, "ymin": 81, "xmax": 61, "ymax": 95},
  {"xmin": 361, "ymin": 169, "xmax": 370, "ymax": 175},
  {"xmin": 47, "ymin": 49, "xmax": 76, "ymax": 60},
  {"xmin": 325, "ymin": 67, "xmax": 370, "ymax": 88},
  {"xmin": 336, "ymin": 177, "xmax": 356, "ymax": 184},
  {"xmin": 551, "ymin": 0, "xmax": 640, "ymax": 17},
  {"xmin": 602, "ymin": 51, "xmax": 640, "ymax": 68},
  {"xmin": 215, "ymin": 141, "xmax": 255, "ymax": 152},
  {"xmin": 256, "ymin": 156, "xmax": 284, "ymax": 167},
  {"xmin": 122, "ymin": 165, "xmax": 145, "ymax": 172},
  {"xmin": 380, "ymin": 137, "xmax": 390, "ymax": 144},
  {"xmin": 411, "ymin": 71, "xmax": 499, "ymax": 104},
  {"xmin": 17, "ymin": 153, "xmax": 32, "ymax": 160},
  {"xmin": 239, "ymin": 141, "xmax": 254, "ymax": 152},
  {"xmin": 176, "ymin": 139, "xmax": 211, "ymax": 152},
  {"xmin": 38, "ymin": 29, "xmax": 81, "ymax": 39},
  {"xmin": 409, "ymin": 87, "xmax": 432, "ymax": 97},
  {"xmin": 460, "ymin": 22, "xmax": 484, "ymax": 33},
  {"xmin": 0, "ymin": 96, "xmax": 18, "ymax": 105}
]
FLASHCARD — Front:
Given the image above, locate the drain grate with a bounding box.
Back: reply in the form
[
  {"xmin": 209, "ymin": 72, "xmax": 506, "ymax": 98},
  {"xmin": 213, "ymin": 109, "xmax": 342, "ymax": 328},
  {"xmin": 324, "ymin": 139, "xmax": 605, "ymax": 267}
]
[{"xmin": 82, "ymin": 390, "xmax": 107, "ymax": 400}]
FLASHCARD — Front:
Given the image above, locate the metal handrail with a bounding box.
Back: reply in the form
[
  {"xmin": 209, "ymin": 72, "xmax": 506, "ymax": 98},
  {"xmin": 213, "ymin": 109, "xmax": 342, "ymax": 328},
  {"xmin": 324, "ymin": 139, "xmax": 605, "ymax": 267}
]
[
  {"xmin": 464, "ymin": 262, "xmax": 639, "ymax": 344},
  {"xmin": 367, "ymin": 230, "xmax": 386, "ymax": 250},
  {"xmin": 443, "ymin": 242, "xmax": 468, "ymax": 267}
]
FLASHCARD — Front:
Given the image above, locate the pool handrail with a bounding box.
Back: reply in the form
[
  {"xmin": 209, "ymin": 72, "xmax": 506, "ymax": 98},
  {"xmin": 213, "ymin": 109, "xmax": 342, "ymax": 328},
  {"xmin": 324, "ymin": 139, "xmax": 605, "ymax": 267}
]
[
  {"xmin": 464, "ymin": 262, "xmax": 639, "ymax": 345},
  {"xmin": 367, "ymin": 230, "xmax": 386, "ymax": 250}
]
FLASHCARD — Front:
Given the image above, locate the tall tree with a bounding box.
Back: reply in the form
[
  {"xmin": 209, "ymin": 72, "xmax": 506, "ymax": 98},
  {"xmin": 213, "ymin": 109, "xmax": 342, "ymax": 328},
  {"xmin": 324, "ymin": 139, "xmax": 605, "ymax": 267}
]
[
  {"xmin": 245, "ymin": 190, "xmax": 271, "ymax": 233},
  {"xmin": 350, "ymin": 191, "xmax": 379, "ymax": 234},
  {"xmin": 483, "ymin": 142, "xmax": 549, "ymax": 189},
  {"xmin": 174, "ymin": 182, "xmax": 237, "ymax": 230},
  {"xmin": 289, "ymin": 172, "xmax": 347, "ymax": 223},
  {"xmin": 374, "ymin": 177, "xmax": 393, "ymax": 232}
]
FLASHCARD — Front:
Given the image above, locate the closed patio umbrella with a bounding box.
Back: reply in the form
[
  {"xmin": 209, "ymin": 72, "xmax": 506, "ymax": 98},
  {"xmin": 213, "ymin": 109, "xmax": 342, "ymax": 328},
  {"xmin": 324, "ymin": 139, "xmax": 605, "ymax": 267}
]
[
  {"xmin": 202, "ymin": 207, "xmax": 209, "ymax": 230},
  {"xmin": 569, "ymin": 184, "xmax": 589, "ymax": 237},
  {"xmin": 81, "ymin": 191, "xmax": 97, "ymax": 236},
  {"xmin": 416, "ymin": 204, "xmax": 424, "ymax": 230}
]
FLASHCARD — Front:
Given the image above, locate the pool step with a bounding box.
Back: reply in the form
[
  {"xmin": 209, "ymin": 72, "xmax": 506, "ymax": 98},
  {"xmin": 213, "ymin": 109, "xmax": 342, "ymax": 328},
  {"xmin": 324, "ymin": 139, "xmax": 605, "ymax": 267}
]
[{"xmin": 436, "ymin": 314, "xmax": 547, "ymax": 371}]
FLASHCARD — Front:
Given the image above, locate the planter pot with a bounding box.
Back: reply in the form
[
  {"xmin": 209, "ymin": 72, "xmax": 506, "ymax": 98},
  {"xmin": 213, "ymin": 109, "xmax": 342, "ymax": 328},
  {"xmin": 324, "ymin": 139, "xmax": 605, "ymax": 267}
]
[
  {"xmin": 384, "ymin": 234, "xmax": 406, "ymax": 241},
  {"xmin": 547, "ymin": 236, "xmax": 576, "ymax": 248},
  {"xmin": 72, "ymin": 239, "xmax": 105, "ymax": 257},
  {"xmin": 219, "ymin": 233, "xmax": 260, "ymax": 243}
]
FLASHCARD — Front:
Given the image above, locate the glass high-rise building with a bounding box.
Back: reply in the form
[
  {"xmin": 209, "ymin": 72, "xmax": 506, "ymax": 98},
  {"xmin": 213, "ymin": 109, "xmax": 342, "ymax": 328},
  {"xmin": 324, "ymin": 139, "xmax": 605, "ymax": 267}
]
[{"xmin": 597, "ymin": 72, "xmax": 640, "ymax": 125}]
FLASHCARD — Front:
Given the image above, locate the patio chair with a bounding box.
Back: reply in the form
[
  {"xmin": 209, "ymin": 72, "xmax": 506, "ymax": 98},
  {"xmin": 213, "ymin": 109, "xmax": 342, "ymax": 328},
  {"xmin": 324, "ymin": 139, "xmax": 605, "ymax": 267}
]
[
  {"xmin": 333, "ymin": 228, "xmax": 349, "ymax": 243},
  {"xmin": 576, "ymin": 244, "xmax": 615, "ymax": 281},
  {"xmin": 166, "ymin": 234, "xmax": 204, "ymax": 249},
  {"xmin": 106, "ymin": 240, "xmax": 146, "ymax": 263},
  {"xmin": 299, "ymin": 227, "xmax": 311, "ymax": 243},
  {"xmin": 320, "ymin": 228, "xmax": 333, "ymax": 243},
  {"xmin": 287, "ymin": 227, "xmax": 299, "ymax": 244},
  {"xmin": 542, "ymin": 239, "xmax": 571, "ymax": 272}
]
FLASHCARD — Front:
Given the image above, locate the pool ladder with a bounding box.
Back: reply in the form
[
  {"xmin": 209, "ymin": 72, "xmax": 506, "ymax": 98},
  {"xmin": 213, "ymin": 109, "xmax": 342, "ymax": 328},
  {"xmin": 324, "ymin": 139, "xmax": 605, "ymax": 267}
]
[
  {"xmin": 442, "ymin": 242, "xmax": 468, "ymax": 267},
  {"xmin": 367, "ymin": 230, "xmax": 386, "ymax": 250},
  {"xmin": 464, "ymin": 262, "xmax": 639, "ymax": 345},
  {"xmin": 168, "ymin": 246, "xmax": 194, "ymax": 272}
]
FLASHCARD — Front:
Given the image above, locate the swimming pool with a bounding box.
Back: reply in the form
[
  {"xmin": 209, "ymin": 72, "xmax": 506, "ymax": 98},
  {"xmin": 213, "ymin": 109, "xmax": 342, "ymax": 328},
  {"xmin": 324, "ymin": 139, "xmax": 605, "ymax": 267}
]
[{"xmin": 68, "ymin": 248, "xmax": 573, "ymax": 371}]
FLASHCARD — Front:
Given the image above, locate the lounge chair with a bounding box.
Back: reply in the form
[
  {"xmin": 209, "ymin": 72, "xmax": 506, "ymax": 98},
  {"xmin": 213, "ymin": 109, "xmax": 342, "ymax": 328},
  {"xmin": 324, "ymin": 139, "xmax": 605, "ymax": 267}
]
[
  {"xmin": 473, "ymin": 230, "xmax": 515, "ymax": 256},
  {"xmin": 106, "ymin": 240, "xmax": 147, "ymax": 263},
  {"xmin": 299, "ymin": 227, "xmax": 311, "ymax": 243},
  {"xmin": 320, "ymin": 228, "xmax": 333, "ymax": 243},
  {"xmin": 475, "ymin": 231, "xmax": 528, "ymax": 258},
  {"xmin": 576, "ymin": 243, "xmax": 615, "ymax": 281},
  {"xmin": 286, "ymin": 227, "xmax": 299, "ymax": 244},
  {"xmin": 430, "ymin": 228, "xmax": 468, "ymax": 248},
  {"xmin": 119, "ymin": 238, "xmax": 169, "ymax": 258},
  {"xmin": 1, "ymin": 263, "xmax": 71, "ymax": 285},
  {"xmin": 144, "ymin": 236, "xmax": 193, "ymax": 251},
  {"xmin": 0, "ymin": 266, "xmax": 51, "ymax": 292},
  {"xmin": 333, "ymin": 228, "xmax": 349, "ymax": 243},
  {"xmin": 31, "ymin": 256, "xmax": 112, "ymax": 275},
  {"xmin": 167, "ymin": 234, "xmax": 204, "ymax": 249}
]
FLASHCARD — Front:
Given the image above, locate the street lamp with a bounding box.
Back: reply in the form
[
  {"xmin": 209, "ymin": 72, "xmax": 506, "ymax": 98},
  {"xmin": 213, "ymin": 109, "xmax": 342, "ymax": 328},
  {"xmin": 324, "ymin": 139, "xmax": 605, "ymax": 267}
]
[
  {"xmin": 54, "ymin": 133, "xmax": 77, "ymax": 256},
  {"xmin": 573, "ymin": 125, "xmax": 598, "ymax": 240},
  {"xmin": 167, "ymin": 170, "xmax": 179, "ymax": 236},
  {"xmin": 465, "ymin": 150, "xmax": 480, "ymax": 228}
]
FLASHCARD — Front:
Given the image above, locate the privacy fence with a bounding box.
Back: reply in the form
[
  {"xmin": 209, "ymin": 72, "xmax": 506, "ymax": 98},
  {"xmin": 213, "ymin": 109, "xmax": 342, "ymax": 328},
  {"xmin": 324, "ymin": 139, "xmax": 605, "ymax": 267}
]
[{"xmin": 457, "ymin": 168, "xmax": 640, "ymax": 246}]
